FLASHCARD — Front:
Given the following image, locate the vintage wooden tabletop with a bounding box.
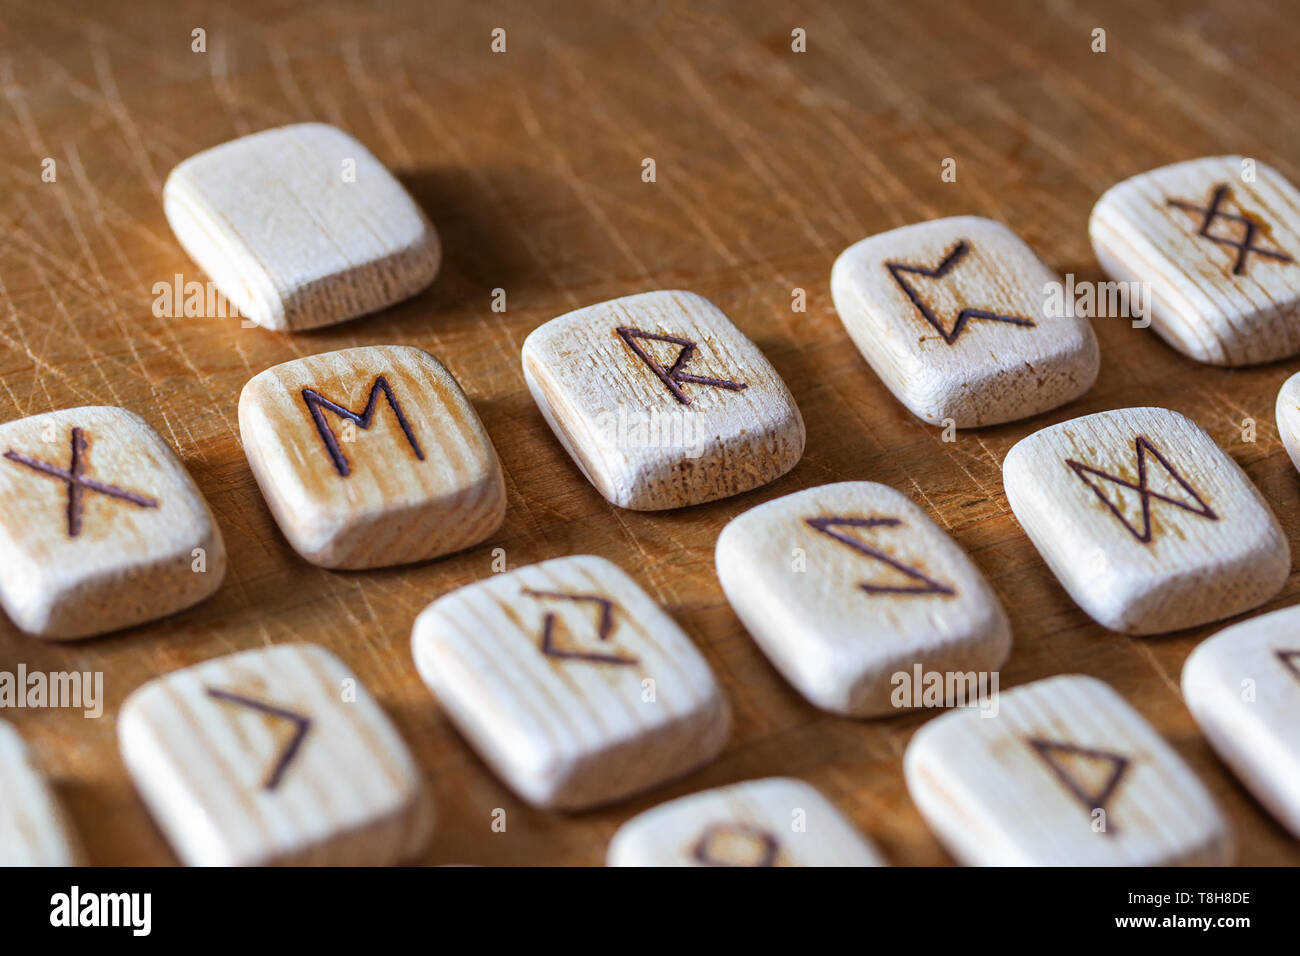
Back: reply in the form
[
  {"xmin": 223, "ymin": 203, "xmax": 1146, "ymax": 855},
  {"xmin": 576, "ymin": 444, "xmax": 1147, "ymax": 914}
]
[{"xmin": 3, "ymin": 0, "xmax": 1300, "ymax": 865}]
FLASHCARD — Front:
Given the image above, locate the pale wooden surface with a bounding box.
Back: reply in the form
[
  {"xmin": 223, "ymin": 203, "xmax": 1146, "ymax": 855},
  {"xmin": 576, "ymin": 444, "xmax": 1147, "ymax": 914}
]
[
  {"xmin": 1182, "ymin": 607, "xmax": 1300, "ymax": 839},
  {"xmin": 1004, "ymin": 406, "xmax": 1289, "ymax": 634},
  {"xmin": 606, "ymin": 776, "xmax": 885, "ymax": 866},
  {"xmin": 118, "ymin": 643, "xmax": 432, "ymax": 864},
  {"xmin": 239, "ymin": 344, "xmax": 506, "ymax": 568},
  {"xmin": 411, "ymin": 554, "xmax": 729, "ymax": 810},
  {"xmin": 522, "ymin": 290, "xmax": 804, "ymax": 509},
  {"xmin": 1090, "ymin": 156, "xmax": 1300, "ymax": 365},
  {"xmin": 0, "ymin": 720, "xmax": 82, "ymax": 865},
  {"xmin": 4, "ymin": 0, "xmax": 1300, "ymax": 865},
  {"xmin": 0, "ymin": 405, "xmax": 225, "ymax": 638},
  {"xmin": 1275, "ymin": 369, "xmax": 1300, "ymax": 473},
  {"xmin": 164, "ymin": 122, "xmax": 441, "ymax": 331},
  {"xmin": 714, "ymin": 480, "xmax": 1010, "ymax": 716},
  {"xmin": 830, "ymin": 216, "xmax": 1100, "ymax": 427},
  {"xmin": 905, "ymin": 674, "xmax": 1232, "ymax": 865}
]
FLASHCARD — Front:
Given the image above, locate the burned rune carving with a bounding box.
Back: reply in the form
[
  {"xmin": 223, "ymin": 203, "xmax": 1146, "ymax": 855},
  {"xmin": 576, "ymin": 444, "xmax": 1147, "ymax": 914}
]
[
  {"xmin": 805, "ymin": 515, "xmax": 956, "ymax": 596},
  {"xmin": 302, "ymin": 376, "xmax": 425, "ymax": 477},
  {"xmin": 885, "ymin": 240, "xmax": 1036, "ymax": 344},
  {"xmin": 521, "ymin": 589, "xmax": 639, "ymax": 666},
  {"xmin": 1275, "ymin": 649, "xmax": 1300, "ymax": 685},
  {"xmin": 1028, "ymin": 737, "xmax": 1131, "ymax": 836},
  {"xmin": 1065, "ymin": 435, "xmax": 1217, "ymax": 544},
  {"xmin": 1167, "ymin": 184, "xmax": 1293, "ymax": 276},
  {"xmin": 4, "ymin": 427, "xmax": 159, "ymax": 537},
  {"xmin": 614, "ymin": 327, "xmax": 747, "ymax": 405},
  {"xmin": 205, "ymin": 687, "xmax": 312, "ymax": 791}
]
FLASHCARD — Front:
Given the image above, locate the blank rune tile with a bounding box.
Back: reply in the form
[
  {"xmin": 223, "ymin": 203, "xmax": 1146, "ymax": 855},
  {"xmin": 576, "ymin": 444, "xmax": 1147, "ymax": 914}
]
[
  {"xmin": 0, "ymin": 720, "xmax": 83, "ymax": 866},
  {"xmin": 606, "ymin": 777, "xmax": 886, "ymax": 866},
  {"xmin": 1182, "ymin": 606, "xmax": 1300, "ymax": 839},
  {"xmin": 163, "ymin": 122, "xmax": 440, "ymax": 332},
  {"xmin": 239, "ymin": 345, "xmax": 506, "ymax": 569},
  {"xmin": 830, "ymin": 216, "xmax": 1099, "ymax": 428},
  {"xmin": 715, "ymin": 481, "xmax": 1010, "ymax": 717},
  {"xmin": 521, "ymin": 290, "xmax": 805, "ymax": 510},
  {"xmin": 0, "ymin": 406, "xmax": 226, "ymax": 639},
  {"xmin": 118, "ymin": 644, "xmax": 432, "ymax": 866},
  {"xmin": 1090, "ymin": 155, "xmax": 1300, "ymax": 365},
  {"xmin": 1002, "ymin": 406, "xmax": 1287, "ymax": 635},
  {"xmin": 410, "ymin": 554, "xmax": 730, "ymax": 810},
  {"xmin": 904, "ymin": 674, "xmax": 1232, "ymax": 866}
]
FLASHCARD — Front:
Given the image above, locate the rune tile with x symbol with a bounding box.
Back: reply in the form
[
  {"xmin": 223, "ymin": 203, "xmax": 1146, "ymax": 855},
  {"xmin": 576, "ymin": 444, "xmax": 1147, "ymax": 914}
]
[
  {"xmin": 1167, "ymin": 184, "xmax": 1294, "ymax": 276},
  {"xmin": 3, "ymin": 427, "xmax": 159, "ymax": 537}
]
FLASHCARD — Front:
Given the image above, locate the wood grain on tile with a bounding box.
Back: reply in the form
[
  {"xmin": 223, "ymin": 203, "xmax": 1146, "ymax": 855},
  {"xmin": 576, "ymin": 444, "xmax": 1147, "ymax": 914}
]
[
  {"xmin": 522, "ymin": 291, "xmax": 804, "ymax": 509},
  {"xmin": 1183, "ymin": 605, "xmax": 1300, "ymax": 839},
  {"xmin": 1090, "ymin": 156, "xmax": 1300, "ymax": 365},
  {"xmin": 164, "ymin": 123, "xmax": 440, "ymax": 332},
  {"xmin": 1003, "ymin": 406, "xmax": 1288, "ymax": 634},
  {"xmin": 411, "ymin": 554, "xmax": 729, "ymax": 810},
  {"xmin": 715, "ymin": 481, "xmax": 1010, "ymax": 716},
  {"xmin": 118, "ymin": 644, "xmax": 432, "ymax": 866},
  {"xmin": 0, "ymin": 407, "xmax": 225, "ymax": 639},
  {"xmin": 1274, "ymin": 370, "xmax": 1300, "ymax": 476},
  {"xmin": 905, "ymin": 674, "xmax": 1231, "ymax": 865},
  {"xmin": 606, "ymin": 776, "xmax": 885, "ymax": 866},
  {"xmin": 831, "ymin": 217, "xmax": 1099, "ymax": 427},
  {"xmin": 239, "ymin": 345, "xmax": 506, "ymax": 569},
  {"xmin": 0, "ymin": 720, "xmax": 82, "ymax": 865}
]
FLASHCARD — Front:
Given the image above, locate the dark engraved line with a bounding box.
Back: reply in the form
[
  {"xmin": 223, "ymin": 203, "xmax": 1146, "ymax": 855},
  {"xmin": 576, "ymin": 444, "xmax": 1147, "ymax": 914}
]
[
  {"xmin": 205, "ymin": 687, "xmax": 313, "ymax": 791},
  {"xmin": 521, "ymin": 588, "xmax": 639, "ymax": 666},
  {"xmin": 1027, "ymin": 737, "xmax": 1131, "ymax": 836},
  {"xmin": 66, "ymin": 425, "xmax": 85, "ymax": 536},
  {"xmin": 805, "ymin": 515, "xmax": 956, "ymax": 596},
  {"xmin": 537, "ymin": 616, "xmax": 637, "ymax": 666},
  {"xmin": 885, "ymin": 240, "xmax": 1036, "ymax": 345},
  {"xmin": 1275, "ymin": 649, "xmax": 1300, "ymax": 684},
  {"xmin": 1065, "ymin": 435, "xmax": 1217, "ymax": 544},
  {"xmin": 522, "ymin": 589, "xmax": 615, "ymax": 640},
  {"xmin": 3, "ymin": 427, "xmax": 159, "ymax": 537},
  {"xmin": 614, "ymin": 326, "xmax": 748, "ymax": 406},
  {"xmin": 301, "ymin": 375, "xmax": 425, "ymax": 478},
  {"xmin": 691, "ymin": 823, "xmax": 780, "ymax": 867},
  {"xmin": 1167, "ymin": 185, "xmax": 1293, "ymax": 276}
]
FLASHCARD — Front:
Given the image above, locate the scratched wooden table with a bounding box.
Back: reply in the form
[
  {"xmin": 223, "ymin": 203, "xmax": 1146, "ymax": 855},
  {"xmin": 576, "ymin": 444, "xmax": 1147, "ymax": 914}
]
[{"xmin": 3, "ymin": 0, "xmax": 1300, "ymax": 865}]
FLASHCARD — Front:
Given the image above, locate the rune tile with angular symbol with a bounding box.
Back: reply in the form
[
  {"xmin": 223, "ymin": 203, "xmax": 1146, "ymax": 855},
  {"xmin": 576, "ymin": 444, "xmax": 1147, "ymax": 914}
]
[
  {"xmin": 1090, "ymin": 155, "xmax": 1300, "ymax": 365},
  {"xmin": 118, "ymin": 644, "xmax": 433, "ymax": 866},
  {"xmin": 0, "ymin": 720, "xmax": 83, "ymax": 865},
  {"xmin": 830, "ymin": 216, "xmax": 1099, "ymax": 428},
  {"xmin": 715, "ymin": 481, "xmax": 1010, "ymax": 717},
  {"xmin": 606, "ymin": 777, "xmax": 885, "ymax": 867},
  {"xmin": 410, "ymin": 554, "xmax": 730, "ymax": 810},
  {"xmin": 163, "ymin": 122, "xmax": 440, "ymax": 332},
  {"xmin": 905, "ymin": 674, "xmax": 1232, "ymax": 866},
  {"xmin": 0, "ymin": 406, "xmax": 226, "ymax": 639},
  {"xmin": 521, "ymin": 290, "xmax": 805, "ymax": 510},
  {"xmin": 1003, "ymin": 406, "xmax": 1287, "ymax": 635},
  {"xmin": 239, "ymin": 345, "xmax": 506, "ymax": 569},
  {"xmin": 1183, "ymin": 606, "xmax": 1300, "ymax": 839}
]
